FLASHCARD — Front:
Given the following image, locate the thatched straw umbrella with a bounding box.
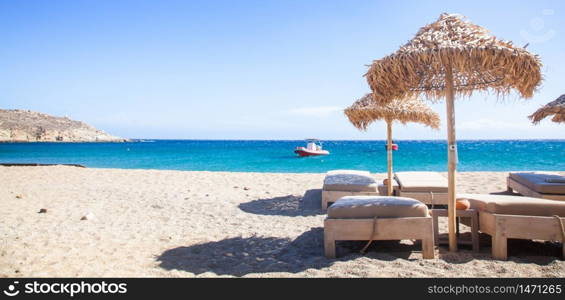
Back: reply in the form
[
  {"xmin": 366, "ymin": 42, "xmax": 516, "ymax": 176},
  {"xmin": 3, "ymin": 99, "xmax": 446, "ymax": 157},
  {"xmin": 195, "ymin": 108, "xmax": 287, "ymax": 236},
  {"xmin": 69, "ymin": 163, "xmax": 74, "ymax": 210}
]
[
  {"xmin": 365, "ymin": 13, "xmax": 542, "ymax": 251},
  {"xmin": 345, "ymin": 94, "xmax": 440, "ymax": 196},
  {"xmin": 529, "ymin": 94, "xmax": 565, "ymax": 124}
]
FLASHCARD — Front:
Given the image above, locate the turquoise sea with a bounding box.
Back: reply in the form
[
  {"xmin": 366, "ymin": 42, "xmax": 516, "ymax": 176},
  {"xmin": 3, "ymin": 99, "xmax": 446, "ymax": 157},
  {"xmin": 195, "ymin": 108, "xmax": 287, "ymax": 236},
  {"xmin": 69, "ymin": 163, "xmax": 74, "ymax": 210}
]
[{"xmin": 0, "ymin": 140, "xmax": 563, "ymax": 173}]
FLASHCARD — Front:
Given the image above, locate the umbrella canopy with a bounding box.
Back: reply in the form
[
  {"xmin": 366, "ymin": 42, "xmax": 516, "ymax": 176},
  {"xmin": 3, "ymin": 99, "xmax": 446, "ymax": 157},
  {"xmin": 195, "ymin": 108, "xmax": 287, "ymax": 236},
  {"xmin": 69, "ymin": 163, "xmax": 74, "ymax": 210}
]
[
  {"xmin": 529, "ymin": 94, "xmax": 565, "ymax": 124},
  {"xmin": 365, "ymin": 13, "xmax": 542, "ymax": 103},
  {"xmin": 344, "ymin": 94, "xmax": 440, "ymax": 130},
  {"xmin": 345, "ymin": 94, "xmax": 440, "ymax": 196},
  {"xmin": 364, "ymin": 13, "xmax": 542, "ymax": 253}
]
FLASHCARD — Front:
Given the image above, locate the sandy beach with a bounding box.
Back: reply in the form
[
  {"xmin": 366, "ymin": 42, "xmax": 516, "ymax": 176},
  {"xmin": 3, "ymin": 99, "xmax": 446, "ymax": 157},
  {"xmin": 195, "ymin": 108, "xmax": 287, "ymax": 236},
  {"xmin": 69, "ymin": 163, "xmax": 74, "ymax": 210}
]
[{"xmin": 1, "ymin": 166, "xmax": 564, "ymax": 278}]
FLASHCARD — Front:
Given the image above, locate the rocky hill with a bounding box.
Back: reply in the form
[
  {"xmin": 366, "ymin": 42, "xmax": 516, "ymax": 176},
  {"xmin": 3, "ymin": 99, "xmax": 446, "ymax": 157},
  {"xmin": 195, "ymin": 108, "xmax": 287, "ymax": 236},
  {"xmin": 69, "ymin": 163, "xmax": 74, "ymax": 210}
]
[{"xmin": 0, "ymin": 109, "xmax": 127, "ymax": 142}]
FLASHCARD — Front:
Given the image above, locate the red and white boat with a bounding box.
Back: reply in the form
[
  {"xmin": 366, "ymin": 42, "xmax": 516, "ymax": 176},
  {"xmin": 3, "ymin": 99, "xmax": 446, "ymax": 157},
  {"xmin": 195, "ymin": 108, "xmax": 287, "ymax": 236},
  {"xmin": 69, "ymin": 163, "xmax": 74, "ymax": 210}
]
[{"xmin": 294, "ymin": 139, "xmax": 329, "ymax": 157}]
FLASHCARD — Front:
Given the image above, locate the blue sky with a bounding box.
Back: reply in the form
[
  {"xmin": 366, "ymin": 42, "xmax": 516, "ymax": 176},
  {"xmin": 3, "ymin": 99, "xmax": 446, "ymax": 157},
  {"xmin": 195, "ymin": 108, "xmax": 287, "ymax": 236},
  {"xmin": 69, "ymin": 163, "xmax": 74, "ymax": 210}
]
[{"xmin": 0, "ymin": 0, "xmax": 563, "ymax": 140}]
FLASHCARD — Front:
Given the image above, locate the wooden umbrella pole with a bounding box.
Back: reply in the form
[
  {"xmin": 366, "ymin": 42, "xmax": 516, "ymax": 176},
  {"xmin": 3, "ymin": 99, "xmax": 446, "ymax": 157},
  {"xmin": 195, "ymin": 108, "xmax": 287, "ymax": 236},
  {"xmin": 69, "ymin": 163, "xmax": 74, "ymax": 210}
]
[
  {"xmin": 444, "ymin": 62, "xmax": 458, "ymax": 252},
  {"xmin": 386, "ymin": 120, "xmax": 393, "ymax": 196}
]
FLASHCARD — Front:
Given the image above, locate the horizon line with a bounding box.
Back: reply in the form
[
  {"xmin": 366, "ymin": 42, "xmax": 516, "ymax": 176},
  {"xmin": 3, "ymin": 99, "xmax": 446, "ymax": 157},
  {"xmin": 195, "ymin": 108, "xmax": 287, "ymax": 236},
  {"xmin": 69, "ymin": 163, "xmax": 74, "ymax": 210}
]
[{"xmin": 125, "ymin": 138, "xmax": 565, "ymax": 142}]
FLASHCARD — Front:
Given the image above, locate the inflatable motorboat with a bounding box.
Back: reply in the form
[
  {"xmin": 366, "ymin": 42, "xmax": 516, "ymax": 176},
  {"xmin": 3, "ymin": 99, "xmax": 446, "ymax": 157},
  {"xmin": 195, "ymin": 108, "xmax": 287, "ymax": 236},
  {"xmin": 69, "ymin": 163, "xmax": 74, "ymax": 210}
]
[{"xmin": 294, "ymin": 139, "xmax": 329, "ymax": 157}]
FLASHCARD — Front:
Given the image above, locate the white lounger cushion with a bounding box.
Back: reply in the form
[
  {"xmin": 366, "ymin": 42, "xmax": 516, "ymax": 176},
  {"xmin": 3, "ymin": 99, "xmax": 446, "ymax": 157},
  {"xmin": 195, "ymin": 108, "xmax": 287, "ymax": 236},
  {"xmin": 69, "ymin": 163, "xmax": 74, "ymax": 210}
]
[
  {"xmin": 327, "ymin": 196, "xmax": 428, "ymax": 219},
  {"xmin": 323, "ymin": 170, "xmax": 378, "ymax": 192},
  {"xmin": 394, "ymin": 172, "xmax": 448, "ymax": 193},
  {"xmin": 326, "ymin": 170, "xmax": 370, "ymax": 176},
  {"xmin": 509, "ymin": 172, "xmax": 565, "ymax": 194}
]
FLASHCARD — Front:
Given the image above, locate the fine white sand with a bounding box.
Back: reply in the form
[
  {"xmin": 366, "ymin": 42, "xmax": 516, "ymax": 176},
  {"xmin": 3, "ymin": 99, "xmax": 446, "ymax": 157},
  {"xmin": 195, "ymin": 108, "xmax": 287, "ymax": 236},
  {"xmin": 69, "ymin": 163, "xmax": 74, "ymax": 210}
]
[{"xmin": 1, "ymin": 166, "xmax": 563, "ymax": 277}]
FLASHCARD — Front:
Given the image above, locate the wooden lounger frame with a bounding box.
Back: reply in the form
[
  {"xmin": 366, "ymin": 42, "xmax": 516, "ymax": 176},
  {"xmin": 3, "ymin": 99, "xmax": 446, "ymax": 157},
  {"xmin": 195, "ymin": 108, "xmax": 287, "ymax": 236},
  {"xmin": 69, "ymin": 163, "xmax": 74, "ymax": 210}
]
[
  {"xmin": 478, "ymin": 212, "xmax": 565, "ymax": 260},
  {"xmin": 377, "ymin": 182, "xmax": 449, "ymax": 205},
  {"xmin": 324, "ymin": 217, "xmax": 435, "ymax": 259},
  {"xmin": 507, "ymin": 177, "xmax": 565, "ymax": 201},
  {"xmin": 397, "ymin": 191, "xmax": 448, "ymax": 205},
  {"xmin": 321, "ymin": 190, "xmax": 378, "ymax": 210}
]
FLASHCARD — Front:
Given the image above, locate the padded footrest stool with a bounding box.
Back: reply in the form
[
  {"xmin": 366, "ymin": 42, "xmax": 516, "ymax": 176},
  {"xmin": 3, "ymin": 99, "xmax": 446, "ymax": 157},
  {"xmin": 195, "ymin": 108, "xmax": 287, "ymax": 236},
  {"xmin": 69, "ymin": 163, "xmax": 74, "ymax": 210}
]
[{"xmin": 324, "ymin": 196, "xmax": 435, "ymax": 259}]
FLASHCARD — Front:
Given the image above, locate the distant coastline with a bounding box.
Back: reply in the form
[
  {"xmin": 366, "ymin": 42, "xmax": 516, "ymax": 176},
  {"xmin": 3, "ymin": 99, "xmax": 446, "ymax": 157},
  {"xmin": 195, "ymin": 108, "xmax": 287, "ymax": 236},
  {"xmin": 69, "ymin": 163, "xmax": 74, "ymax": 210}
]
[
  {"xmin": 0, "ymin": 109, "xmax": 127, "ymax": 143},
  {"xmin": 0, "ymin": 140, "xmax": 128, "ymax": 143}
]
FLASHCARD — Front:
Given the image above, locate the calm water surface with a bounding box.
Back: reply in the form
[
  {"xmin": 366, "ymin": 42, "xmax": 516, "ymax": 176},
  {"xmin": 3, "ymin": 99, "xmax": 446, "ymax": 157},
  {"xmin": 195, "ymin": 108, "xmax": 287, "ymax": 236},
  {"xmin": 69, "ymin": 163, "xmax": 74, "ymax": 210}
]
[{"xmin": 0, "ymin": 140, "xmax": 563, "ymax": 173}]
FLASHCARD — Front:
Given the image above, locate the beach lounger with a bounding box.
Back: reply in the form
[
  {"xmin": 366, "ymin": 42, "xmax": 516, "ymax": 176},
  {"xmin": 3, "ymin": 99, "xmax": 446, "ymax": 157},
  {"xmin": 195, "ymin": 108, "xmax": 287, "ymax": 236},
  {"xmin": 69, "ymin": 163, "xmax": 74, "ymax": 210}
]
[
  {"xmin": 386, "ymin": 172, "xmax": 449, "ymax": 205},
  {"xmin": 458, "ymin": 194, "xmax": 565, "ymax": 260},
  {"xmin": 321, "ymin": 170, "xmax": 378, "ymax": 210},
  {"xmin": 507, "ymin": 172, "xmax": 565, "ymax": 201},
  {"xmin": 324, "ymin": 196, "xmax": 435, "ymax": 259}
]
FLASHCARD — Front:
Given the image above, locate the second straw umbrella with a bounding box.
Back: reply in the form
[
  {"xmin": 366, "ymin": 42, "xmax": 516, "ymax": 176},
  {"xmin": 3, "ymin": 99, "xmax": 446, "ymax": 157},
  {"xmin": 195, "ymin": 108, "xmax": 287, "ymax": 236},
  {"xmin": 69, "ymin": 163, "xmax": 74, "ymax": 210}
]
[{"xmin": 344, "ymin": 94, "xmax": 440, "ymax": 196}]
